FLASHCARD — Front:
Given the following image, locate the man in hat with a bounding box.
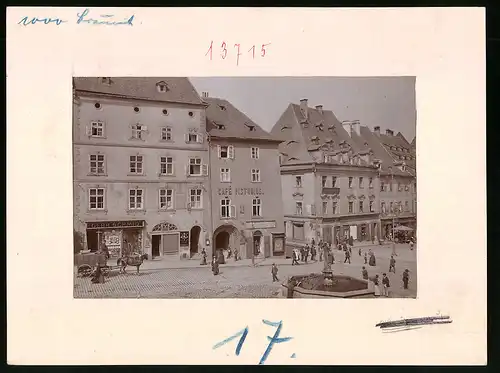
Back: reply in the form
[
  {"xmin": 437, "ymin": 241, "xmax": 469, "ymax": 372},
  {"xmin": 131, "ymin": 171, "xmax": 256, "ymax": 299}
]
[
  {"xmin": 389, "ymin": 255, "xmax": 396, "ymax": 273},
  {"xmin": 402, "ymin": 269, "xmax": 410, "ymax": 289},
  {"xmin": 271, "ymin": 263, "xmax": 279, "ymax": 282},
  {"xmin": 362, "ymin": 266, "xmax": 369, "ymax": 280},
  {"xmin": 382, "ymin": 273, "xmax": 390, "ymax": 297}
]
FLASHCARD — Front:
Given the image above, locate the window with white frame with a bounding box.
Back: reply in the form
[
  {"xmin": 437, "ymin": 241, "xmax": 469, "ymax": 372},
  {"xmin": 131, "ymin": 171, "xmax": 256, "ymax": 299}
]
[
  {"xmin": 129, "ymin": 155, "xmax": 143, "ymax": 174},
  {"xmin": 295, "ymin": 176, "xmax": 302, "ymax": 187},
  {"xmin": 131, "ymin": 124, "xmax": 144, "ymax": 140},
  {"xmin": 88, "ymin": 188, "xmax": 105, "ymax": 210},
  {"xmin": 251, "ymin": 147, "xmax": 259, "ymax": 159},
  {"xmin": 369, "ymin": 200, "xmax": 375, "ymax": 212},
  {"xmin": 161, "ymin": 127, "xmax": 172, "ymax": 141},
  {"xmin": 252, "ymin": 197, "xmax": 262, "ymax": 217},
  {"xmin": 381, "ymin": 202, "xmax": 386, "ymax": 213},
  {"xmin": 322, "ymin": 176, "xmax": 327, "ymax": 187},
  {"xmin": 405, "ymin": 200, "xmax": 409, "ymax": 211},
  {"xmin": 380, "ymin": 181, "xmax": 385, "ymax": 192},
  {"xmin": 159, "ymin": 189, "xmax": 174, "ymax": 210},
  {"xmin": 251, "ymin": 169, "xmax": 261, "ymax": 182},
  {"xmin": 189, "ymin": 188, "xmax": 203, "ymax": 209},
  {"xmin": 189, "ymin": 157, "xmax": 202, "ymax": 176},
  {"xmin": 348, "ymin": 177, "xmax": 353, "ymax": 188},
  {"xmin": 89, "ymin": 154, "xmax": 105, "ymax": 175},
  {"xmin": 218, "ymin": 145, "xmax": 234, "ymax": 159},
  {"xmin": 220, "ymin": 168, "xmax": 231, "ymax": 182},
  {"xmin": 359, "ymin": 200, "xmax": 364, "ymax": 213},
  {"xmin": 322, "ymin": 201, "xmax": 328, "ymax": 214},
  {"xmin": 129, "ymin": 189, "xmax": 144, "ymax": 210},
  {"xmin": 359, "ymin": 177, "xmax": 364, "ymax": 188},
  {"xmin": 160, "ymin": 156, "xmax": 174, "ymax": 175},
  {"xmin": 186, "ymin": 132, "xmax": 202, "ymax": 143},
  {"xmin": 295, "ymin": 201, "xmax": 303, "ymax": 215},
  {"xmin": 332, "ymin": 201, "xmax": 337, "ymax": 214},
  {"xmin": 348, "ymin": 201, "xmax": 354, "ymax": 213},
  {"xmin": 221, "ymin": 198, "xmax": 232, "ymax": 218},
  {"xmin": 332, "ymin": 176, "xmax": 337, "ymax": 187},
  {"xmin": 89, "ymin": 121, "xmax": 104, "ymax": 137},
  {"xmin": 369, "ymin": 177, "xmax": 374, "ymax": 188}
]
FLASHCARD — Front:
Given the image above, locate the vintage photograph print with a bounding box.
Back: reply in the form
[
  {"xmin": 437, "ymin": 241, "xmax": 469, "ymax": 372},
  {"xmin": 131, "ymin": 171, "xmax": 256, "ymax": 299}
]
[{"xmin": 73, "ymin": 77, "xmax": 417, "ymax": 299}]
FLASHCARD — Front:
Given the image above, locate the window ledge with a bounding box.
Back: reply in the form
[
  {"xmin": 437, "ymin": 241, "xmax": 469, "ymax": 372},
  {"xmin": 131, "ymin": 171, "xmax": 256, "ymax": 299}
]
[
  {"xmin": 159, "ymin": 139, "xmax": 174, "ymax": 143},
  {"xmin": 87, "ymin": 209, "xmax": 108, "ymax": 214},
  {"xmin": 127, "ymin": 173, "xmax": 146, "ymax": 177},
  {"xmin": 159, "ymin": 173, "xmax": 175, "ymax": 177},
  {"xmin": 159, "ymin": 208, "xmax": 176, "ymax": 213},
  {"xmin": 88, "ymin": 136, "xmax": 107, "ymax": 140},
  {"xmin": 129, "ymin": 137, "xmax": 146, "ymax": 142},
  {"xmin": 251, "ymin": 181, "xmax": 262, "ymax": 183},
  {"xmin": 220, "ymin": 180, "xmax": 232, "ymax": 183},
  {"xmin": 87, "ymin": 173, "xmax": 108, "ymax": 177},
  {"xmin": 126, "ymin": 209, "xmax": 146, "ymax": 214}
]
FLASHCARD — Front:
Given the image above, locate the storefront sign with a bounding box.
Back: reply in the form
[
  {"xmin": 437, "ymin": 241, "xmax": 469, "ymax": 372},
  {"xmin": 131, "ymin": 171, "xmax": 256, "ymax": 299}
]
[
  {"xmin": 87, "ymin": 220, "xmax": 145, "ymax": 230},
  {"xmin": 217, "ymin": 186, "xmax": 264, "ymax": 196},
  {"xmin": 245, "ymin": 220, "xmax": 276, "ymax": 229}
]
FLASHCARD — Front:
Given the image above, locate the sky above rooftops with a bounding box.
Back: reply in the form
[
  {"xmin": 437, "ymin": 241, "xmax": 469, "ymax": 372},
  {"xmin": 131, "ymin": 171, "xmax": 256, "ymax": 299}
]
[{"xmin": 189, "ymin": 76, "xmax": 416, "ymax": 141}]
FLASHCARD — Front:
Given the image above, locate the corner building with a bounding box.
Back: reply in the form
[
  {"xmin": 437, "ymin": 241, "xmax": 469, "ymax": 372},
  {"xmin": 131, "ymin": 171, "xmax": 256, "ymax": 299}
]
[
  {"xmin": 204, "ymin": 94, "xmax": 286, "ymax": 260},
  {"xmin": 270, "ymin": 99, "xmax": 382, "ymax": 257},
  {"xmin": 73, "ymin": 77, "xmax": 211, "ymax": 260}
]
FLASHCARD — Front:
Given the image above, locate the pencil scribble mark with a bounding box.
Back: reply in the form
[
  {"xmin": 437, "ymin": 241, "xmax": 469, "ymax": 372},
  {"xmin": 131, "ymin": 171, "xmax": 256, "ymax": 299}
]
[{"xmin": 376, "ymin": 315, "xmax": 452, "ymax": 331}]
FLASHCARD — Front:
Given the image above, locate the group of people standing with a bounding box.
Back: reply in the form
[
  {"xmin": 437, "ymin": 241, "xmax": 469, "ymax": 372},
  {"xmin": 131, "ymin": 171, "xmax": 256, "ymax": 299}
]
[
  {"xmin": 199, "ymin": 246, "xmax": 241, "ymax": 276},
  {"xmin": 361, "ymin": 253, "xmax": 411, "ymax": 297}
]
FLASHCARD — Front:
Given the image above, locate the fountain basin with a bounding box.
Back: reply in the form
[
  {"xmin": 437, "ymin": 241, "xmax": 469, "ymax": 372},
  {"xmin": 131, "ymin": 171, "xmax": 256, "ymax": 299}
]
[{"xmin": 281, "ymin": 273, "xmax": 375, "ymax": 298}]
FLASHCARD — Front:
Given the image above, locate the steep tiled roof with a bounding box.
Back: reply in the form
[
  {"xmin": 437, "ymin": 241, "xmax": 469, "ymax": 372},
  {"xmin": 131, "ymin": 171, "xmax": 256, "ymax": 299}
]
[
  {"xmin": 204, "ymin": 97, "xmax": 281, "ymax": 142},
  {"xmin": 361, "ymin": 127, "xmax": 414, "ymax": 177},
  {"xmin": 271, "ymin": 103, "xmax": 376, "ymax": 166},
  {"xmin": 73, "ymin": 77, "xmax": 205, "ymax": 105}
]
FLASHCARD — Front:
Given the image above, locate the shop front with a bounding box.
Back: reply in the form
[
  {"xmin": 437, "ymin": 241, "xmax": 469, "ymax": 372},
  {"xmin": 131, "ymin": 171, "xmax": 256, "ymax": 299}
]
[{"xmin": 86, "ymin": 220, "xmax": 145, "ymax": 258}]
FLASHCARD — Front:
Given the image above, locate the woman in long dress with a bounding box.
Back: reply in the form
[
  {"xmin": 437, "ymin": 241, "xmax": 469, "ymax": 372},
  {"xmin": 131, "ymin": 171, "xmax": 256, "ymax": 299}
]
[{"xmin": 373, "ymin": 275, "xmax": 381, "ymax": 296}]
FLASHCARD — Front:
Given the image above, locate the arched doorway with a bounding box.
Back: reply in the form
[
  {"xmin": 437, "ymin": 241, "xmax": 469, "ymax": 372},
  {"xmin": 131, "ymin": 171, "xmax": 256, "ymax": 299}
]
[
  {"xmin": 190, "ymin": 226, "xmax": 201, "ymax": 257},
  {"xmin": 253, "ymin": 230, "xmax": 263, "ymax": 256},
  {"xmin": 213, "ymin": 224, "xmax": 239, "ymax": 260}
]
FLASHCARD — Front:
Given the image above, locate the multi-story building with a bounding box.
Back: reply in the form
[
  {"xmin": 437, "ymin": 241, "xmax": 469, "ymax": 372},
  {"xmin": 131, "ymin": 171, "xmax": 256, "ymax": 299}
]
[
  {"xmin": 203, "ymin": 93, "xmax": 285, "ymax": 260},
  {"xmin": 73, "ymin": 77, "xmax": 211, "ymax": 260},
  {"xmin": 362, "ymin": 126, "xmax": 417, "ymax": 237},
  {"xmin": 270, "ymin": 99, "xmax": 382, "ymax": 256}
]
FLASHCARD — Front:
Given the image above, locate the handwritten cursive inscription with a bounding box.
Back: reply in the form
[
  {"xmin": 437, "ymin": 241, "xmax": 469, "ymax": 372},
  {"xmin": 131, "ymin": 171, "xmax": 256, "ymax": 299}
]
[
  {"xmin": 213, "ymin": 319, "xmax": 293, "ymax": 364},
  {"xmin": 206, "ymin": 40, "xmax": 271, "ymax": 66},
  {"xmin": 18, "ymin": 8, "xmax": 135, "ymax": 27},
  {"xmin": 77, "ymin": 8, "xmax": 134, "ymax": 26},
  {"xmin": 18, "ymin": 16, "xmax": 67, "ymax": 26}
]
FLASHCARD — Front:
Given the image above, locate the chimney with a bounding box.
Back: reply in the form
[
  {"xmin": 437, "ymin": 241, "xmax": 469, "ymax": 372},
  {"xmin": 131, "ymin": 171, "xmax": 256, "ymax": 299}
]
[
  {"xmin": 386, "ymin": 129, "xmax": 394, "ymax": 136},
  {"xmin": 352, "ymin": 120, "xmax": 361, "ymax": 136},
  {"xmin": 202, "ymin": 91, "xmax": 209, "ymax": 98},
  {"xmin": 315, "ymin": 105, "xmax": 323, "ymax": 115},
  {"xmin": 374, "ymin": 126, "xmax": 380, "ymax": 135},
  {"xmin": 300, "ymin": 99, "xmax": 309, "ymax": 120}
]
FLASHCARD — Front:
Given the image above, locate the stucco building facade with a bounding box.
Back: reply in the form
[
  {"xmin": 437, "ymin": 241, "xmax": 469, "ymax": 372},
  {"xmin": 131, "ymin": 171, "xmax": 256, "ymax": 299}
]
[
  {"xmin": 271, "ymin": 100, "xmax": 382, "ymax": 257},
  {"xmin": 73, "ymin": 77, "xmax": 211, "ymax": 260},
  {"xmin": 204, "ymin": 94, "xmax": 285, "ymax": 260}
]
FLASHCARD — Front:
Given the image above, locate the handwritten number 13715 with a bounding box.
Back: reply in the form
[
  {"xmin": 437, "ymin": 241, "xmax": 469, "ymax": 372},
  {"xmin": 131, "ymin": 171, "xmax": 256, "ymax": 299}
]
[{"xmin": 206, "ymin": 41, "xmax": 271, "ymax": 66}]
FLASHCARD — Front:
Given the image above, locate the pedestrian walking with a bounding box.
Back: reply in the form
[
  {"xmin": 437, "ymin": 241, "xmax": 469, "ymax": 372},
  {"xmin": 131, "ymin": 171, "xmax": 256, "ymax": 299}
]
[
  {"xmin": 344, "ymin": 248, "xmax": 351, "ymax": 264},
  {"xmin": 234, "ymin": 247, "xmax": 239, "ymax": 261},
  {"xmin": 319, "ymin": 244, "xmax": 324, "ymax": 262},
  {"xmin": 358, "ymin": 247, "xmax": 362, "ymax": 256},
  {"xmin": 402, "ymin": 269, "xmax": 410, "ymax": 289},
  {"xmin": 349, "ymin": 235, "xmax": 354, "ymax": 246},
  {"xmin": 382, "ymin": 273, "xmax": 390, "ymax": 297},
  {"xmin": 200, "ymin": 248, "xmax": 207, "ymax": 265},
  {"xmin": 373, "ymin": 275, "xmax": 381, "ymax": 296},
  {"xmin": 300, "ymin": 247, "xmax": 305, "ymax": 262},
  {"xmin": 227, "ymin": 247, "xmax": 232, "ymax": 259},
  {"xmin": 364, "ymin": 252, "xmax": 368, "ymax": 264},
  {"xmin": 369, "ymin": 250, "xmax": 376, "ymax": 266},
  {"xmin": 292, "ymin": 250, "xmax": 300, "ymax": 265},
  {"xmin": 410, "ymin": 240, "xmax": 414, "ymax": 251},
  {"xmin": 271, "ymin": 263, "xmax": 279, "ymax": 282},
  {"xmin": 304, "ymin": 246, "xmax": 309, "ymax": 263},
  {"xmin": 310, "ymin": 244, "xmax": 316, "ymax": 261},
  {"xmin": 389, "ymin": 255, "xmax": 396, "ymax": 273},
  {"xmin": 362, "ymin": 266, "xmax": 369, "ymax": 280},
  {"xmin": 211, "ymin": 257, "xmax": 219, "ymax": 276}
]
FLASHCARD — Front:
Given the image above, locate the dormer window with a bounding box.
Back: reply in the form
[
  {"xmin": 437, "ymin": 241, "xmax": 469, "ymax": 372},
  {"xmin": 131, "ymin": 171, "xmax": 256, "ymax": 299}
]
[
  {"xmin": 218, "ymin": 104, "xmax": 227, "ymax": 111},
  {"xmin": 244, "ymin": 122, "xmax": 256, "ymax": 131},
  {"xmin": 215, "ymin": 123, "xmax": 225, "ymax": 130},
  {"xmin": 310, "ymin": 136, "xmax": 319, "ymax": 144},
  {"xmin": 315, "ymin": 122, "xmax": 324, "ymax": 131},
  {"xmin": 286, "ymin": 140, "xmax": 298, "ymax": 146},
  {"xmin": 101, "ymin": 77, "xmax": 112, "ymax": 85},
  {"xmin": 156, "ymin": 81, "xmax": 169, "ymax": 93}
]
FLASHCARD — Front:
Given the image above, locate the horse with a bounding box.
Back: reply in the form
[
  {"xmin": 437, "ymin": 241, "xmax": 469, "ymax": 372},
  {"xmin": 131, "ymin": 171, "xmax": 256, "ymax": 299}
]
[{"xmin": 117, "ymin": 252, "xmax": 148, "ymax": 274}]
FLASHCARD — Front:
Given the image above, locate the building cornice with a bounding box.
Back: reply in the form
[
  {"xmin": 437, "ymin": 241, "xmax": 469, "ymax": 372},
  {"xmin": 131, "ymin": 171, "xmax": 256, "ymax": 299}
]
[
  {"xmin": 208, "ymin": 135, "xmax": 283, "ymax": 145},
  {"xmin": 73, "ymin": 141, "xmax": 207, "ymax": 152}
]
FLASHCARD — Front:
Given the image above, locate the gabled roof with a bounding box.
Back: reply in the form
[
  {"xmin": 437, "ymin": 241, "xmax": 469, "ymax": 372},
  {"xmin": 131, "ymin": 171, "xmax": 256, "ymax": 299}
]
[
  {"xmin": 73, "ymin": 77, "xmax": 205, "ymax": 105},
  {"xmin": 360, "ymin": 127, "xmax": 415, "ymax": 177},
  {"xmin": 270, "ymin": 103, "xmax": 373, "ymax": 166},
  {"xmin": 204, "ymin": 97, "xmax": 281, "ymax": 142}
]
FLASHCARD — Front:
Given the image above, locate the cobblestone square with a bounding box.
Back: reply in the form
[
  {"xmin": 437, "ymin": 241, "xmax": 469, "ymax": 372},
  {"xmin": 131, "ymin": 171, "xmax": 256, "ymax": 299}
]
[{"xmin": 74, "ymin": 243, "xmax": 417, "ymax": 298}]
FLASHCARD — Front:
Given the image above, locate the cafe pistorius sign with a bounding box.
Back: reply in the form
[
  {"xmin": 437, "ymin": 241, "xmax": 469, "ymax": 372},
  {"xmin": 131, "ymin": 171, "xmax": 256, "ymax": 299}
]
[{"xmin": 218, "ymin": 186, "xmax": 264, "ymax": 196}]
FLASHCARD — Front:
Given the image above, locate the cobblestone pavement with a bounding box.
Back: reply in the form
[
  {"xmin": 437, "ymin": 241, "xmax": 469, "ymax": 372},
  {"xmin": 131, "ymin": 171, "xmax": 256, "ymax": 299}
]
[{"xmin": 74, "ymin": 243, "xmax": 417, "ymax": 299}]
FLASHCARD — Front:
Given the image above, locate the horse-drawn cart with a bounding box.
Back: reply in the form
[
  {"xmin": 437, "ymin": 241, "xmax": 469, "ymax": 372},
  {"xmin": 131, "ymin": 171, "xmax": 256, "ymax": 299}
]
[{"xmin": 75, "ymin": 251, "xmax": 112, "ymax": 277}]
